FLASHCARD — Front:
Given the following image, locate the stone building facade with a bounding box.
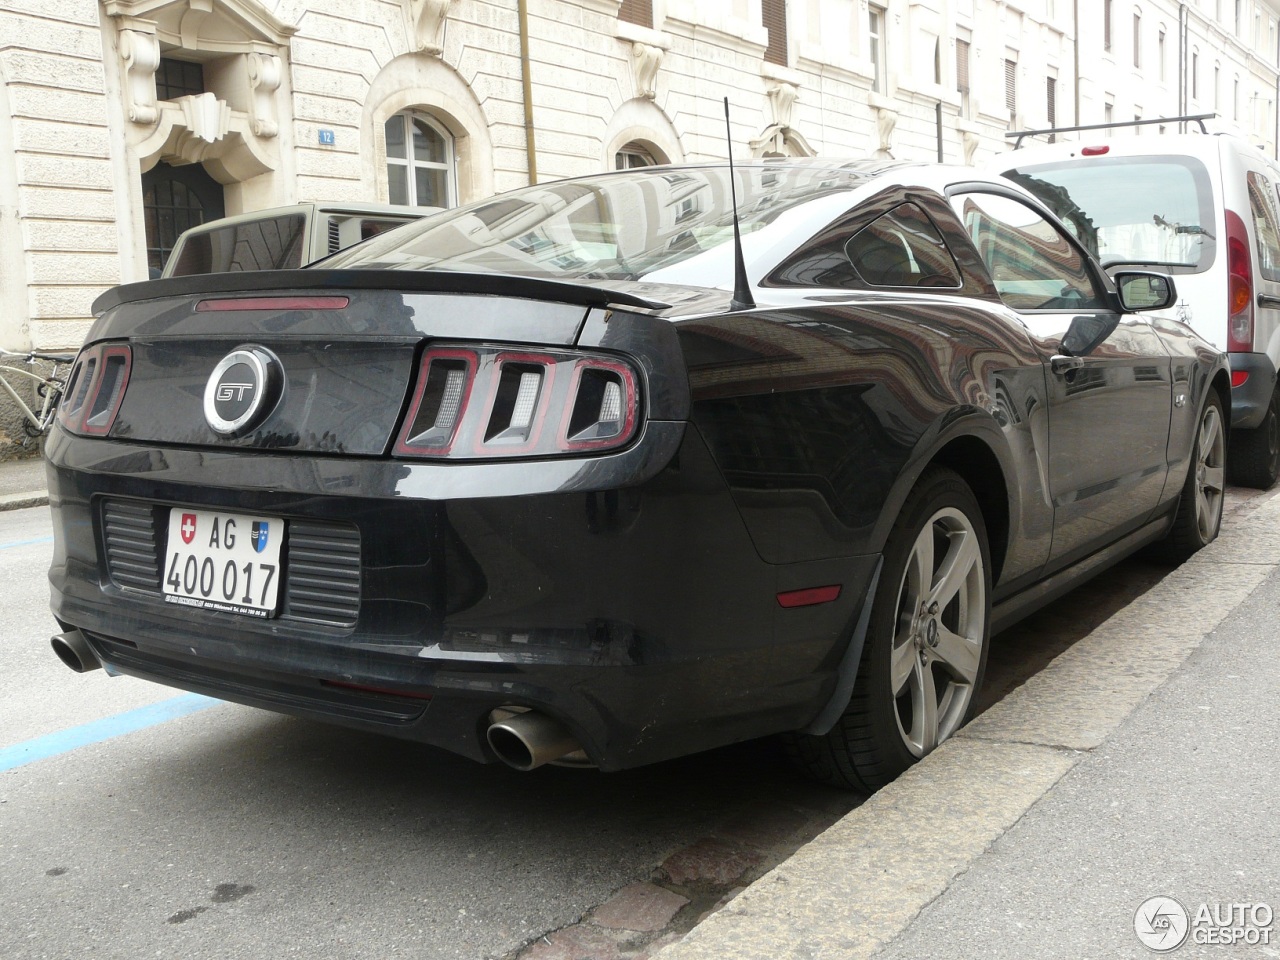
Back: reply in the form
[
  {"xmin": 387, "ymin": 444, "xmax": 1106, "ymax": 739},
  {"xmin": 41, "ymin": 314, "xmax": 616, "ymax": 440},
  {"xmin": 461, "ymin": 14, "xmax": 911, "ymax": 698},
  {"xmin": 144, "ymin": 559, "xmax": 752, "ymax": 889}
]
[{"xmin": 2, "ymin": 0, "xmax": 1280, "ymax": 453}]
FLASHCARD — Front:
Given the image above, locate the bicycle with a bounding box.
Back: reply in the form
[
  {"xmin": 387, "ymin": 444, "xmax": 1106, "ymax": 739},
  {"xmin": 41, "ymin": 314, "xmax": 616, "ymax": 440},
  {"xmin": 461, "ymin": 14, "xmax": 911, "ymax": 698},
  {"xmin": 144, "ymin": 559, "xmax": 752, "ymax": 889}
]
[{"xmin": 0, "ymin": 347, "xmax": 76, "ymax": 443}]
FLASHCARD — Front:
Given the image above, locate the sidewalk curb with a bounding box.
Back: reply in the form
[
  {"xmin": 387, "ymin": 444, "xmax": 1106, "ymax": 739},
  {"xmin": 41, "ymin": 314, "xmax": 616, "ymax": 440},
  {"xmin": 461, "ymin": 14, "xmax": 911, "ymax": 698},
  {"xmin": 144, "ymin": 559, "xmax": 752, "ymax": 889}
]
[
  {"xmin": 0, "ymin": 492, "xmax": 48, "ymax": 512},
  {"xmin": 652, "ymin": 490, "xmax": 1280, "ymax": 960}
]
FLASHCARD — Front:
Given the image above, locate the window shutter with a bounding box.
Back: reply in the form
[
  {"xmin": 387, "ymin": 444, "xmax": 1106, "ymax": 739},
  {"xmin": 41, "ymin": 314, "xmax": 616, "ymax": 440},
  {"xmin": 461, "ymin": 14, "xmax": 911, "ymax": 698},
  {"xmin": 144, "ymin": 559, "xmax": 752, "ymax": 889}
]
[
  {"xmin": 957, "ymin": 40, "xmax": 970, "ymax": 94},
  {"xmin": 763, "ymin": 0, "xmax": 788, "ymax": 66},
  {"xmin": 618, "ymin": 0, "xmax": 653, "ymax": 28},
  {"xmin": 1046, "ymin": 77, "xmax": 1057, "ymax": 142},
  {"xmin": 1005, "ymin": 59, "xmax": 1017, "ymax": 115}
]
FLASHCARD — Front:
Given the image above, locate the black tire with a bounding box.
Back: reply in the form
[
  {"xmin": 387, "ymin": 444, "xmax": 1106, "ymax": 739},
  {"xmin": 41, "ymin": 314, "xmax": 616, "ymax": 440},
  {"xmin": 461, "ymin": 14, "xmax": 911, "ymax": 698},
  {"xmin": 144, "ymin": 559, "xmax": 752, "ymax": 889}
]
[
  {"xmin": 1160, "ymin": 391, "xmax": 1227, "ymax": 562},
  {"xmin": 787, "ymin": 467, "xmax": 992, "ymax": 792},
  {"xmin": 1229, "ymin": 384, "xmax": 1280, "ymax": 490}
]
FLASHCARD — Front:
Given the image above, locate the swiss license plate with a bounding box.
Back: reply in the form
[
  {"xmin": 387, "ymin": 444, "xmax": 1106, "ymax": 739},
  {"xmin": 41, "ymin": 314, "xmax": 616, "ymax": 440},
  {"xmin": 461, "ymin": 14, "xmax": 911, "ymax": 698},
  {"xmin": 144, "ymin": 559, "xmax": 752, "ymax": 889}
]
[{"xmin": 163, "ymin": 508, "xmax": 283, "ymax": 618}]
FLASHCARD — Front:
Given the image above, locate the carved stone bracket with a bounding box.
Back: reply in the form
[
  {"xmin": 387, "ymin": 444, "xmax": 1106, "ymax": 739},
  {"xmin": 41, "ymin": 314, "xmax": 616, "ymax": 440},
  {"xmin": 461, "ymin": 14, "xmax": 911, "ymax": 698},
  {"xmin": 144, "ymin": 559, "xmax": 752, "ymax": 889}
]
[
  {"xmin": 630, "ymin": 41, "xmax": 663, "ymax": 100},
  {"xmin": 873, "ymin": 106, "xmax": 897, "ymax": 159},
  {"xmin": 119, "ymin": 26, "xmax": 161, "ymax": 125},
  {"xmin": 245, "ymin": 52, "xmax": 281, "ymax": 138},
  {"xmin": 766, "ymin": 80, "xmax": 797, "ymax": 128},
  {"xmin": 407, "ymin": 0, "xmax": 456, "ymax": 56},
  {"xmin": 175, "ymin": 92, "xmax": 231, "ymax": 147}
]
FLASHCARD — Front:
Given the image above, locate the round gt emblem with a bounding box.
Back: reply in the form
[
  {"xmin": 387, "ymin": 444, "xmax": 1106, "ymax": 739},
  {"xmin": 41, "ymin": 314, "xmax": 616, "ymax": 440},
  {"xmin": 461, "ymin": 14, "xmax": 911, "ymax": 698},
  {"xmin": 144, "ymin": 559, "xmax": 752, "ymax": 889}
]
[{"xmin": 203, "ymin": 346, "xmax": 283, "ymax": 437}]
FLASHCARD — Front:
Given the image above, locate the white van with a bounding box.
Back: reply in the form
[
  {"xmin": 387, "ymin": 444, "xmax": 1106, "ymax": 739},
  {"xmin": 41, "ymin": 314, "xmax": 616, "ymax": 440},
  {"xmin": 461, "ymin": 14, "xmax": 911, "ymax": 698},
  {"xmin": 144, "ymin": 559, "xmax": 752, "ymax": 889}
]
[
  {"xmin": 161, "ymin": 202, "xmax": 439, "ymax": 279},
  {"xmin": 994, "ymin": 131, "xmax": 1280, "ymax": 487}
]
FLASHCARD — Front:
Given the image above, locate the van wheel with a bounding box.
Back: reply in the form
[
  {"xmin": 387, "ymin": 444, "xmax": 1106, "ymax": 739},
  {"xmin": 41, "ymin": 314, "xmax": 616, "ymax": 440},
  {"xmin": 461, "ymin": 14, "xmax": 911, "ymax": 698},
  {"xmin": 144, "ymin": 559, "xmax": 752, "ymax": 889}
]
[
  {"xmin": 786, "ymin": 467, "xmax": 991, "ymax": 792},
  {"xmin": 1230, "ymin": 385, "xmax": 1280, "ymax": 489}
]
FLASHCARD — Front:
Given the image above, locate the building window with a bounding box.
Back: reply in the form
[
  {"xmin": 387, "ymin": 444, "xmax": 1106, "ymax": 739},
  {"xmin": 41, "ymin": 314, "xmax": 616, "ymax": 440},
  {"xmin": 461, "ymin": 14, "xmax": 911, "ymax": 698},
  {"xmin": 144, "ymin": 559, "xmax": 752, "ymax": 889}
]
[
  {"xmin": 615, "ymin": 143, "xmax": 659, "ymax": 169},
  {"xmin": 384, "ymin": 112, "xmax": 454, "ymax": 208},
  {"xmin": 763, "ymin": 0, "xmax": 788, "ymax": 66},
  {"xmin": 1133, "ymin": 11, "xmax": 1141, "ymax": 67},
  {"xmin": 1215, "ymin": 64, "xmax": 1221, "ymax": 109},
  {"xmin": 1234, "ymin": 78, "xmax": 1240, "ymax": 120},
  {"xmin": 156, "ymin": 57, "xmax": 205, "ymax": 101},
  {"xmin": 957, "ymin": 38, "xmax": 972, "ymax": 118},
  {"xmin": 1192, "ymin": 51, "xmax": 1199, "ymax": 99},
  {"xmin": 1047, "ymin": 76, "xmax": 1057, "ymax": 141},
  {"xmin": 618, "ymin": 0, "xmax": 653, "ymax": 27},
  {"xmin": 869, "ymin": 6, "xmax": 886, "ymax": 93},
  {"xmin": 1105, "ymin": 100, "xmax": 1114, "ymax": 130},
  {"xmin": 1158, "ymin": 29, "xmax": 1166, "ymax": 81},
  {"xmin": 1105, "ymin": 0, "xmax": 1113, "ymax": 51},
  {"xmin": 1004, "ymin": 59, "xmax": 1017, "ymax": 118}
]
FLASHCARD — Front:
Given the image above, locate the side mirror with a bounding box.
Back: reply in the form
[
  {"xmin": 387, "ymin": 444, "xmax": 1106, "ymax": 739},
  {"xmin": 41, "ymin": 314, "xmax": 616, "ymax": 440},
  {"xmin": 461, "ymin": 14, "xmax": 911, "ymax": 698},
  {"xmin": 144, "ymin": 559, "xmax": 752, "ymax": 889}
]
[
  {"xmin": 1060, "ymin": 313, "xmax": 1119, "ymax": 357},
  {"xmin": 1113, "ymin": 271, "xmax": 1177, "ymax": 312}
]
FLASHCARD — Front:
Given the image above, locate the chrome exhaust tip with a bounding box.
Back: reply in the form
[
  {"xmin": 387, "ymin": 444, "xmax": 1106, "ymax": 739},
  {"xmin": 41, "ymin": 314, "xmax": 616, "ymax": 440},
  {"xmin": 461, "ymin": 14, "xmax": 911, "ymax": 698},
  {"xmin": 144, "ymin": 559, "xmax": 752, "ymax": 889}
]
[
  {"xmin": 486, "ymin": 709, "xmax": 587, "ymax": 771},
  {"xmin": 50, "ymin": 630, "xmax": 101, "ymax": 673}
]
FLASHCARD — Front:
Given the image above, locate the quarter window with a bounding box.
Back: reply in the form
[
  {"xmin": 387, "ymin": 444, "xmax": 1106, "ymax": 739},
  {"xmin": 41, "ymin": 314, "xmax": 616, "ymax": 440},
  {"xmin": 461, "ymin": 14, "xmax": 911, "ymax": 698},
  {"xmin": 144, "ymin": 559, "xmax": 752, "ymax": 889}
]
[
  {"xmin": 385, "ymin": 111, "xmax": 454, "ymax": 208},
  {"xmin": 768, "ymin": 202, "xmax": 962, "ymax": 289},
  {"xmin": 952, "ymin": 193, "xmax": 1105, "ymax": 310}
]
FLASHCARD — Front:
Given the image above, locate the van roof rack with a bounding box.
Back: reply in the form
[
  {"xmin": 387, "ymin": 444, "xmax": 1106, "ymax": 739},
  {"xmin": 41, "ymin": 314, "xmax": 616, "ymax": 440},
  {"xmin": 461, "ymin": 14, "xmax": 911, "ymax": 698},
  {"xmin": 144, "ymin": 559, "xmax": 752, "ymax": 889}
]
[{"xmin": 1006, "ymin": 113, "xmax": 1215, "ymax": 149}]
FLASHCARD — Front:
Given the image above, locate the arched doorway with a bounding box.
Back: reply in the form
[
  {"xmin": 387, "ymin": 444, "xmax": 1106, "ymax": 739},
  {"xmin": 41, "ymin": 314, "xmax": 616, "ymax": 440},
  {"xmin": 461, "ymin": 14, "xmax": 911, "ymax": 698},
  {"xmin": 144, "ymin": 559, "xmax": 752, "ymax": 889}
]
[{"xmin": 141, "ymin": 162, "xmax": 224, "ymax": 277}]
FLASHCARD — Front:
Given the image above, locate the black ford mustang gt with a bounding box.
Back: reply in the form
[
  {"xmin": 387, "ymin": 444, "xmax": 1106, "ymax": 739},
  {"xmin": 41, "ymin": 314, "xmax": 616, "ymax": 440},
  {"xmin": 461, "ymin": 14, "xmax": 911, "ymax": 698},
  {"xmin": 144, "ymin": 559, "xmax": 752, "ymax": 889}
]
[{"xmin": 46, "ymin": 160, "xmax": 1227, "ymax": 791}]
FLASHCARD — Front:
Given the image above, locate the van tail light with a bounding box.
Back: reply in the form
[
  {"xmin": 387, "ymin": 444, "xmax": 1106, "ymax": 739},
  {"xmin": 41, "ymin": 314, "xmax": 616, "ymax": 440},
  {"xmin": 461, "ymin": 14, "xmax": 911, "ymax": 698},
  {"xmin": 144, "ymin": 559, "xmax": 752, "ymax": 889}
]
[
  {"xmin": 56, "ymin": 343, "xmax": 132, "ymax": 437},
  {"xmin": 1226, "ymin": 209, "xmax": 1255, "ymax": 352},
  {"xmin": 395, "ymin": 345, "xmax": 641, "ymax": 459}
]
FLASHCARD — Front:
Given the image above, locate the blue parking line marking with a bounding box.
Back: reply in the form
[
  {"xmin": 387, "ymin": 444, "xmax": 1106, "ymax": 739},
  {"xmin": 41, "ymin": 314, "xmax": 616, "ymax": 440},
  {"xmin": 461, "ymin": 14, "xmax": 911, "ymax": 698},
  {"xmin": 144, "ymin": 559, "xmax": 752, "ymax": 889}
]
[
  {"xmin": 0, "ymin": 535, "xmax": 53, "ymax": 550},
  {"xmin": 0, "ymin": 694, "xmax": 222, "ymax": 773}
]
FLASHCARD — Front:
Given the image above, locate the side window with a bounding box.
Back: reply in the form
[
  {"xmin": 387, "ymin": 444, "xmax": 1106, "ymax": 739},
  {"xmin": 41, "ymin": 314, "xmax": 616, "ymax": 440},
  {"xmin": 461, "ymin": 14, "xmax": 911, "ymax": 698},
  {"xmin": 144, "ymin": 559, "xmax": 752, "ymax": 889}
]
[
  {"xmin": 769, "ymin": 202, "xmax": 962, "ymax": 289},
  {"xmin": 952, "ymin": 192, "xmax": 1106, "ymax": 310},
  {"xmin": 1248, "ymin": 172, "xmax": 1280, "ymax": 281}
]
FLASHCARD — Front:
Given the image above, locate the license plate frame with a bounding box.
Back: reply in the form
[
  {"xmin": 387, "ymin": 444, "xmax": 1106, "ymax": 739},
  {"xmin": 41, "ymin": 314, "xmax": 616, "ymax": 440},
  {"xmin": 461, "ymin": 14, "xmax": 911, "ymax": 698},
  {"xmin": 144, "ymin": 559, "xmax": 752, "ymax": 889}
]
[{"xmin": 162, "ymin": 507, "xmax": 284, "ymax": 618}]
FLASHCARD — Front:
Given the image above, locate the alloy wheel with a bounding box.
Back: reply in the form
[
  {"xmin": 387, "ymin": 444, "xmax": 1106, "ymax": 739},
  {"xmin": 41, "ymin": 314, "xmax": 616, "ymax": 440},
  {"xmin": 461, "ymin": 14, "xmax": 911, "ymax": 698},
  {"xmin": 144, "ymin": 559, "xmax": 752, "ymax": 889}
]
[
  {"xmin": 1196, "ymin": 402, "xmax": 1226, "ymax": 542},
  {"xmin": 888, "ymin": 506, "xmax": 986, "ymax": 757}
]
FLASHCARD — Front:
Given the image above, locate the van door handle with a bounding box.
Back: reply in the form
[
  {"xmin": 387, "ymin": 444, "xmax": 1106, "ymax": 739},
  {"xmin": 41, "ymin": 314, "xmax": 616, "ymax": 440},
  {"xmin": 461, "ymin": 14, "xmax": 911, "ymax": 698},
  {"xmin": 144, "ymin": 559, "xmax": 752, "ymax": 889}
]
[
  {"xmin": 1258, "ymin": 294, "xmax": 1280, "ymax": 308},
  {"xmin": 1051, "ymin": 355, "xmax": 1085, "ymax": 375}
]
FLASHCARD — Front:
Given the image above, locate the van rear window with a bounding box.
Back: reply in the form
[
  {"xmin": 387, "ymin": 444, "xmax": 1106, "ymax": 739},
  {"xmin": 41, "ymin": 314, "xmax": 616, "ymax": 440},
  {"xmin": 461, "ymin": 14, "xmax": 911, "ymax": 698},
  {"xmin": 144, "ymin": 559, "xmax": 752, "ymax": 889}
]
[
  {"xmin": 169, "ymin": 214, "xmax": 307, "ymax": 276},
  {"xmin": 1003, "ymin": 156, "xmax": 1216, "ymax": 274}
]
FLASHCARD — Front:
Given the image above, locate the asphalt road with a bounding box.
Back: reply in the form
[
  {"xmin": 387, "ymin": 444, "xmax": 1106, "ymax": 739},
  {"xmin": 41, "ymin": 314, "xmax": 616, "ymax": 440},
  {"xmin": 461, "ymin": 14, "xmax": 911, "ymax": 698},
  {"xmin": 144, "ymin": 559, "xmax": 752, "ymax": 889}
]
[{"xmin": 0, "ymin": 498, "xmax": 1231, "ymax": 959}]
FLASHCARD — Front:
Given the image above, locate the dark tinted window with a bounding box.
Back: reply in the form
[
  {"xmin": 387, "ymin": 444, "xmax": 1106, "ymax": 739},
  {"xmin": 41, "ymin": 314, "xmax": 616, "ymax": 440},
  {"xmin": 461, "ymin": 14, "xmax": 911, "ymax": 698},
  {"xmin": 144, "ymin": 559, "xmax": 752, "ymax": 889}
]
[
  {"xmin": 769, "ymin": 202, "xmax": 962, "ymax": 288},
  {"xmin": 169, "ymin": 214, "xmax": 307, "ymax": 276}
]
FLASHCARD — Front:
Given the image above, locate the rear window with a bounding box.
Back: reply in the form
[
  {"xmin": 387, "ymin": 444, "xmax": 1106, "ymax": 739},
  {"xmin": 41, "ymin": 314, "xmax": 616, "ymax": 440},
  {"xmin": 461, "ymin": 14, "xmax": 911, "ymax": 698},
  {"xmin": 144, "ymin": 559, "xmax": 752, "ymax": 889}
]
[
  {"xmin": 168, "ymin": 213, "xmax": 307, "ymax": 276},
  {"xmin": 1002, "ymin": 156, "xmax": 1216, "ymax": 274}
]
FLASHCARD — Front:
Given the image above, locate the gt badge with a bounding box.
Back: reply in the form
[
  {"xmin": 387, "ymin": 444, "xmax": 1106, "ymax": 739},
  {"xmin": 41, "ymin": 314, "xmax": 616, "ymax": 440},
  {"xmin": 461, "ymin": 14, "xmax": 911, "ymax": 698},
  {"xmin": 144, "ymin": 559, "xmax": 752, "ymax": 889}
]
[{"xmin": 203, "ymin": 346, "xmax": 284, "ymax": 437}]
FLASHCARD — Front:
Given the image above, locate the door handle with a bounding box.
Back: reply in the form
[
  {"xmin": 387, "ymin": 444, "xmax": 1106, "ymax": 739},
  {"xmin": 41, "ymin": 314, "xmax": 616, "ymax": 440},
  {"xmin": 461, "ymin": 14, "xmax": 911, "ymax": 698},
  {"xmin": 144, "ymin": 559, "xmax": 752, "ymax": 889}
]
[
  {"xmin": 1051, "ymin": 355, "xmax": 1085, "ymax": 375},
  {"xmin": 1258, "ymin": 294, "xmax": 1280, "ymax": 308}
]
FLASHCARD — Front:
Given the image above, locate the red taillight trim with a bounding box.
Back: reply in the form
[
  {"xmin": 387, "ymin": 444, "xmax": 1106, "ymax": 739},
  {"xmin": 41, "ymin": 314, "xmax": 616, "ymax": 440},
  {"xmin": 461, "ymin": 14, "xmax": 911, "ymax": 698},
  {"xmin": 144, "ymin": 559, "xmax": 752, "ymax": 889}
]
[
  {"xmin": 394, "ymin": 347, "xmax": 479, "ymax": 456},
  {"xmin": 777, "ymin": 585, "xmax": 842, "ymax": 608},
  {"xmin": 195, "ymin": 296, "xmax": 350, "ymax": 312},
  {"xmin": 1232, "ymin": 370, "xmax": 1250, "ymax": 388},
  {"xmin": 559, "ymin": 358, "xmax": 640, "ymax": 452},
  {"xmin": 1225, "ymin": 209, "xmax": 1254, "ymax": 352},
  {"xmin": 1080, "ymin": 145, "xmax": 1110, "ymax": 156}
]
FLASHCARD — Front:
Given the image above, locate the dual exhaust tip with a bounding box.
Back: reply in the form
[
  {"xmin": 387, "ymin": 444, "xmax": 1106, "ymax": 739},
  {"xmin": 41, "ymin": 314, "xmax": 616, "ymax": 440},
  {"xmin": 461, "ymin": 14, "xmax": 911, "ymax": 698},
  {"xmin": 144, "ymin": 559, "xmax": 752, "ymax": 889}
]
[
  {"xmin": 51, "ymin": 631, "xmax": 583, "ymax": 773},
  {"xmin": 51, "ymin": 630, "xmax": 100, "ymax": 674},
  {"xmin": 486, "ymin": 708, "xmax": 590, "ymax": 771}
]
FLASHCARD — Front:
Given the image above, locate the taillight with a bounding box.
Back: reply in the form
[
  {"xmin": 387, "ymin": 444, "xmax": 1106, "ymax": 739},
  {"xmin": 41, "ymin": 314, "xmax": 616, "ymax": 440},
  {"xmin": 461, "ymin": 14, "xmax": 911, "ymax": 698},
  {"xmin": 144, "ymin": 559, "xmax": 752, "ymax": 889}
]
[
  {"xmin": 1080, "ymin": 145, "xmax": 1110, "ymax": 156},
  {"xmin": 395, "ymin": 345, "xmax": 641, "ymax": 459},
  {"xmin": 56, "ymin": 343, "xmax": 132, "ymax": 436},
  {"xmin": 1226, "ymin": 209, "xmax": 1254, "ymax": 352}
]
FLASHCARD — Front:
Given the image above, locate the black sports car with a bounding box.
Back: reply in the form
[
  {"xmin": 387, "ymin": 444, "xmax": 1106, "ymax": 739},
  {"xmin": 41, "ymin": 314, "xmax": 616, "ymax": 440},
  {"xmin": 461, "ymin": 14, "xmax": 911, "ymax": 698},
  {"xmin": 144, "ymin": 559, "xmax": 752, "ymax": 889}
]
[{"xmin": 46, "ymin": 160, "xmax": 1227, "ymax": 791}]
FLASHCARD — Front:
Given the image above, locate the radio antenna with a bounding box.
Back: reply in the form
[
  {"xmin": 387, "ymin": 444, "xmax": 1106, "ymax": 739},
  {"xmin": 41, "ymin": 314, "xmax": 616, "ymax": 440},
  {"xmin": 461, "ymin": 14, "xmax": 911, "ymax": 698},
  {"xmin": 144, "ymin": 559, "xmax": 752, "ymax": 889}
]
[{"xmin": 723, "ymin": 97, "xmax": 755, "ymax": 311}]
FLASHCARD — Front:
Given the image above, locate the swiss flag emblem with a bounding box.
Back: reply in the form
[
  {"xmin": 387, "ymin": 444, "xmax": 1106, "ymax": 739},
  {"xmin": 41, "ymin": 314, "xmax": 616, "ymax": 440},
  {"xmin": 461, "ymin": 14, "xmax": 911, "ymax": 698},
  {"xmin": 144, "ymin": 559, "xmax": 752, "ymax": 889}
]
[{"xmin": 180, "ymin": 513, "xmax": 197, "ymax": 545}]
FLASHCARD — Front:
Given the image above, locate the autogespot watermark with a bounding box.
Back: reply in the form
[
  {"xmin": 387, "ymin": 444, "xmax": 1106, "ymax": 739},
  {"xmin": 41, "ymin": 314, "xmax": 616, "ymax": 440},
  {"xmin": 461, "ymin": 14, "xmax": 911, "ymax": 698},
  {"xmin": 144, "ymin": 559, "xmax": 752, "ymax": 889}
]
[{"xmin": 1134, "ymin": 896, "xmax": 1274, "ymax": 952}]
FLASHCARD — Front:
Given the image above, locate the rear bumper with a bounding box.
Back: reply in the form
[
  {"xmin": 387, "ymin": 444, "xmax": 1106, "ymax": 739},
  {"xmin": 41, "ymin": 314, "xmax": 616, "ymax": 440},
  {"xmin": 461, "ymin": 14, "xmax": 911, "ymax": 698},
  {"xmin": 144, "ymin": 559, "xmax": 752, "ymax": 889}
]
[
  {"xmin": 1227, "ymin": 352, "xmax": 1277, "ymax": 430},
  {"xmin": 45, "ymin": 425, "xmax": 877, "ymax": 771}
]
